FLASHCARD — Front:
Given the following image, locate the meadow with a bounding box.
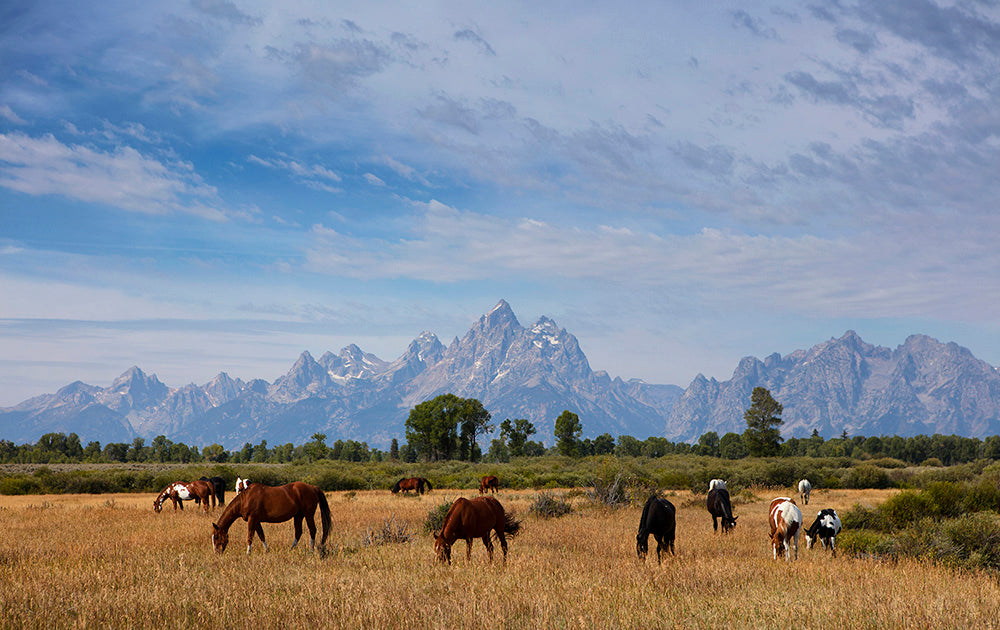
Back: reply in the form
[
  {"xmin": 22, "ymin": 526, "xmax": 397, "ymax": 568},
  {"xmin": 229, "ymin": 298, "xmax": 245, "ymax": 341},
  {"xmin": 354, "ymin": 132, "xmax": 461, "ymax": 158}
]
[{"xmin": 1, "ymin": 486, "xmax": 998, "ymax": 629}]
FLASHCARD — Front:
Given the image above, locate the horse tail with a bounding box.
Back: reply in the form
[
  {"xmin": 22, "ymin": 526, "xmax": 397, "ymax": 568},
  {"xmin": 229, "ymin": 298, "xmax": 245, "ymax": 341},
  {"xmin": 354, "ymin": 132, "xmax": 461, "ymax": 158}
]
[
  {"xmin": 317, "ymin": 489, "xmax": 332, "ymax": 552},
  {"xmin": 503, "ymin": 511, "xmax": 521, "ymax": 538},
  {"xmin": 424, "ymin": 478, "xmax": 433, "ymax": 491}
]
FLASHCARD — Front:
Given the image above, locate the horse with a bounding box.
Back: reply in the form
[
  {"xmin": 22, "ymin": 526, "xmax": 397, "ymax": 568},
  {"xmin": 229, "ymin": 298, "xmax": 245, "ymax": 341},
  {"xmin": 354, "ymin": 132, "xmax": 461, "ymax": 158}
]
[
  {"xmin": 211, "ymin": 481, "xmax": 331, "ymax": 556},
  {"xmin": 706, "ymin": 487, "xmax": 738, "ymax": 533},
  {"xmin": 708, "ymin": 478, "xmax": 727, "ymax": 492},
  {"xmin": 153, "ymin": 480, "xmax": 215, "ymax": 513},
  {"xmin": 433, "ymin": 496, "xmax": 520, "ymax": 564},
  {"xmin": 769, "ymin": 497, "xmax": 803, "ymax": 561},
  {"xmin": 805, "ymin": 508, "xmax": 842, "ymax": 557},
  {"xmin": 636, "ymin": 495, "xmax": 676, "ymax": 564},
  {"xmin": 235, "ymin": 477, "xmax": 252, "ymax": 495},
  {"xmin": 200, "ymin": 476, "xmax": 226, "ymax": 506},
  {"xmin": 798, "ymin": 479, "xmax": 812, "ymax": 505},
  {"xmin": 479, "ymin": 475, "xmax": 499, "ymax": 494},
  {"xmin": 391, "ymin": 477, "xmax": 432, "ymax": 495}
]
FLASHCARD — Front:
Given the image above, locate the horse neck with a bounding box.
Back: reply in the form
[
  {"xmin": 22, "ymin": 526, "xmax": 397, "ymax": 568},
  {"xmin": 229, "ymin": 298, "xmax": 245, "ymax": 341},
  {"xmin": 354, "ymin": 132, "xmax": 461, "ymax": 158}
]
[{"xmin": 215, "ymin": 495, "xmax": 243, "ymax": 532}]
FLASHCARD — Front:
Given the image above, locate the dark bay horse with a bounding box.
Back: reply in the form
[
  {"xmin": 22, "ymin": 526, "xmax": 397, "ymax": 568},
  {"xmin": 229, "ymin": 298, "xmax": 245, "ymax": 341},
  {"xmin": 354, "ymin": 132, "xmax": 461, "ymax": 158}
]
[
  {"xmin": 211, "ymin": 481, "xmax": 331, "ymax": 556},
  {"xmin": 479, "ymin": 475, "xmax": 499, "ymax": 494},
  {"xmin": 433, "ymin": 496, "xmax": 520, "ymax": 564},
  {"xmin": 391, "ymin": 477, "xmax": 432, "ymax": 495},
  {"xmin": 707, "ymin": 487, "xmax": 738, "ymax": 533},
  {"xmin": 154, "ymin": 480, "xmax": 215, "ymax": 513},
  {"xmin": 636, "ymin": 495, "xmax": 676, "ymax": 563},
  {"xmin": 200, "ymin": 476, "xmax": 226, "ymax": 506}
]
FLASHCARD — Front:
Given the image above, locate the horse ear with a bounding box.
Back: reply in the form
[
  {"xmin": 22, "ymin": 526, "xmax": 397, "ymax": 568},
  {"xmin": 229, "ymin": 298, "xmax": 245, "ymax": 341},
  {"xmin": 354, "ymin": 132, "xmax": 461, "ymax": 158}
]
[{"xmin": 212, "ymin": 523, "xmax": 219, "ymax": 531}]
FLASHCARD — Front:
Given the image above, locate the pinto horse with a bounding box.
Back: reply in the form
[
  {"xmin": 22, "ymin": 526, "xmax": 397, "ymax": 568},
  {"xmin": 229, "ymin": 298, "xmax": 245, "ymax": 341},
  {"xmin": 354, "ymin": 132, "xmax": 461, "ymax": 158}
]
[
  {"xmin": 154, "ymin": 480, "xmax": 215, "ymax": 513},
  {"xmin": 636, "ymin": 495, "xmax": 676, "ymax": 563},
  {"xmin": 769, "ymin": 497, "xmax": 803, "ymax": 561},
  {"xmin": 798, "ymin": 479, "xmax": 812, "ymax": 505},
  {"xmin": 211, "ymin": 481, "xmax": 331, "ymax": 556},
  {"xmin": 707, "ymin": 487, "xmax": 738, "ymax": 533},
  {"xmin": 391, "ymin": 477, "xmax": 432, "ymax": 495},
  {"xmin": 433, "ymin": 496, "xmax": 520, "ymax": 564},
  {"xmin": 479, "ymin": 475, "xmax": 499, "ymax": 494}
]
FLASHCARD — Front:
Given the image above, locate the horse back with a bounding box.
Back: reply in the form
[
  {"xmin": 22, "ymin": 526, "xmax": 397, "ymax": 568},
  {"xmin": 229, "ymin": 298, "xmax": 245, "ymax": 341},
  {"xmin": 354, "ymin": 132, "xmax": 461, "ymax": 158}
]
[
  {"xmin": 707, "ymin": 488, "xmax": 731, "ymax": 517},
  {"xmin": 443, "ymin": 497, "xmax": 504, "ymax": 540}
]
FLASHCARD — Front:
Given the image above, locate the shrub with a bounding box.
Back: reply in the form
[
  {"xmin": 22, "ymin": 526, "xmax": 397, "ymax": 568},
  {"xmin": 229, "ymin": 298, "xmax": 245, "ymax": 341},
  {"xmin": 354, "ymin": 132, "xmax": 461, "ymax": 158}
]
[
  {"xmin": 881, "ymin": 491, "xmax": 931, "ymax": 530},
  {"xmin": 588, "ymin": 472, "xmax": 632, "ymax": 508},
  {"xmin": 844, "ymin": 464, "xmax": 890, "ymax": 489},
  {"xmin": 529, "ymin": 492, "xmax": 573, "ymax": 519},
  {"xmin": 840, "ymin": 502, "xmax": 886, "ymax": 531},
  {"xmin": 362, "ymin": 514, "xmax": 411, "ymax": 547},
  {"xmin": 423, "ymin": 500, "xmax": 452, "ymax": 534}
]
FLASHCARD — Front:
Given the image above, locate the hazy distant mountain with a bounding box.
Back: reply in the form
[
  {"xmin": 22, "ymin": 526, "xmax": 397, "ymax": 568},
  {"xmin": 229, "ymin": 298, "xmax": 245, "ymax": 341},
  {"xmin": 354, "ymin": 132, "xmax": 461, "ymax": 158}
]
[{"xmin": 2, "ymin": 301, "xmax": 999, "ymax": 448}]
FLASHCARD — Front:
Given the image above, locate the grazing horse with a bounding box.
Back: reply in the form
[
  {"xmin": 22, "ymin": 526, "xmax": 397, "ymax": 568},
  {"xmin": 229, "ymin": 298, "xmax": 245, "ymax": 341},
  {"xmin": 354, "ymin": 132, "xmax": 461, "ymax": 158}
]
[
  {"xmin": 769, "ymin": 497, "xmax": 803, "ymax": 561},
  {"xmin": 391, "ymin": 477, "xmax": 432, "ymax": 495},
  {"xmin": 235, "ymin": 477, "xmax": 252, "ymax": 495},
  {"xmin": 153, "ymin": 480, "xmax": 215, "ymax": 513},
  {"xmin": 707, "ymin": 488, "xmax": 738, "ymax": 533},
  {"xmin": 211, "ymin": 481, "xmax": 331, "ymax": 556},
  {"xmin": 636, "ymin": 495, "xmax": 676, "ymax": 563},
  {"xmin": 200, "ymin": 476, "xmax": 226, "ymax": 506},
  {"xmin": 805, "ymin": 508, "xmax": 842, "ymax": 557},
  {"xmin": 479, "ymin": 475, "xmax": 500, "ymax": 494},
  {"xmin": 708, "ymin": 478, "xmax": 727, "ymax": 492},
  {"xmin": 433, "ymin": 496, "xmax": 520, "ymax": 564},
  {"xmin": 798, "ymin": 479, "xmax": 812, "ymax": 505}
]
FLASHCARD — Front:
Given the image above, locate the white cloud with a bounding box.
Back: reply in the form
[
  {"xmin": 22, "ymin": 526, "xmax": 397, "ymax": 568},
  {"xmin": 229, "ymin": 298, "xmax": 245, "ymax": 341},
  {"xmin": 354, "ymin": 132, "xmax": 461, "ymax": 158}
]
[{"xmin": 0, "ymin": 132, "xmax": 232, "ymax": 220}]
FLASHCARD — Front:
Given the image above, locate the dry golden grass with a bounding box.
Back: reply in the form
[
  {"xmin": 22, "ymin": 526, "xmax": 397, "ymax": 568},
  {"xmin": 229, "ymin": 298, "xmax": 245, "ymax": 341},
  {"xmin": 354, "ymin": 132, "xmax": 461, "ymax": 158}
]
[{"xmin": 1, "ymin": 487, "xmax": 998, "ymax": 629}]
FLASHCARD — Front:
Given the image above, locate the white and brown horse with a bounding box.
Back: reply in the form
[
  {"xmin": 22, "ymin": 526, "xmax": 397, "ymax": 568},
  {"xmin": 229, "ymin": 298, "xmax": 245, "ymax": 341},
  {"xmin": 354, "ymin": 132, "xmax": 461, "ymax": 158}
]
[
  {"xmin": 153, "ymin": 480, "xmax": 215, "ymax": 513},
  {"xmin": 768, "ymin": 497, "xmax": 802, "ymax": 561}
]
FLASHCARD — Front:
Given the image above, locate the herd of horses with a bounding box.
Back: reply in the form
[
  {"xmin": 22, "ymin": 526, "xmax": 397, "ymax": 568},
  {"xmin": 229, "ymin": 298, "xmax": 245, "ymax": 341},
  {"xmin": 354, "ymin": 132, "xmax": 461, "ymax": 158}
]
[
  {"xmin": 638, "ymin": 477, "xmax": 841, "ymax": 564},
  {"xmin": 153, "ymin": 473, "xmax": 840, "ymax": 565}
]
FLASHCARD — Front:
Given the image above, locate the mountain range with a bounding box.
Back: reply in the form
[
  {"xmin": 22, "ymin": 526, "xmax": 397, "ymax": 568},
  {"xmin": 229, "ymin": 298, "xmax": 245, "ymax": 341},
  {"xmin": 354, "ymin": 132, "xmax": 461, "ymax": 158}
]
[{"xmin": 3, "ymin": 300, "xmax": 1000, "ymax": 449}]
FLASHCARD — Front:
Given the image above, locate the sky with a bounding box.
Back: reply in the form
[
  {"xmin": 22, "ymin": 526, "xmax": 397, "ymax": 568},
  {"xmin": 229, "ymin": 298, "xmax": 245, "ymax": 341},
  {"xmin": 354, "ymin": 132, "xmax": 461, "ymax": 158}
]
[{"xmin": 2, "ymin": 1, "xmax": 1000, "ymax": 407}]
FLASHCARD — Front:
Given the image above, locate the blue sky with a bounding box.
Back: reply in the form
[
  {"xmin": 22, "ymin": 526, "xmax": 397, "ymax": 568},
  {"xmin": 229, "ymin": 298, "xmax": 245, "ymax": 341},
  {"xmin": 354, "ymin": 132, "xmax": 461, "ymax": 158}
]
[{"xmin": 2, "ymin": 1, "xmax": 999, "ymax": 406}]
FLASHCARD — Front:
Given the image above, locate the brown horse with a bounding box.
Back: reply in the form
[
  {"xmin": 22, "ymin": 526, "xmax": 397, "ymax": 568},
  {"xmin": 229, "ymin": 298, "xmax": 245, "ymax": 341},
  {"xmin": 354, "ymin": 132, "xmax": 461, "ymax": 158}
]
[
  {"xmin": 211, "ymin": 481, "xmax": 331, "ymax": 556},
  {"xmin": 391, "ymin": 477, "xmax": 432, "ymax": 494},
  {"xmin": 479, "ymin": 475, "xmax": 499, "ymax": 494},
  {"xmin": 153, "ymin": 480, "xmax": 215, "ymax": 513},
  {"xmin": 433, "ymin": 496, "xmax": 520, "ymax": 564}
]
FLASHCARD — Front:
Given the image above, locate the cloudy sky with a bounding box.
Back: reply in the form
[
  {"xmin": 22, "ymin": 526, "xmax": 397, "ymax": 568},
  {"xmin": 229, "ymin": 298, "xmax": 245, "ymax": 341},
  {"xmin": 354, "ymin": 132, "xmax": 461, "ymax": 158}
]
[{"xmin": 2, "ymin": 1, "xmax": 999, "ymax": 406}]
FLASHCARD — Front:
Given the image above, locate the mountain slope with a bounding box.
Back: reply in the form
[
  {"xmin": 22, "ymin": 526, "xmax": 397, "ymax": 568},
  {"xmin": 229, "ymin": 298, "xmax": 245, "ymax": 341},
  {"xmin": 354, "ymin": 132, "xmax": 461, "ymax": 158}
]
[{"xmin": 2, "ymin": 303, "xmax": 999, "ymax": 448}]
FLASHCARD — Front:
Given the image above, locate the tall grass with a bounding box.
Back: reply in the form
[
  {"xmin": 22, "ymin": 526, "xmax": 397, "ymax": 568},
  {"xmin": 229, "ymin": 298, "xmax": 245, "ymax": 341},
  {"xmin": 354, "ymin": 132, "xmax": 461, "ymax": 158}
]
[{"xmin": 1, "ymin": 488, "xmax": 998, "ymax": 628}]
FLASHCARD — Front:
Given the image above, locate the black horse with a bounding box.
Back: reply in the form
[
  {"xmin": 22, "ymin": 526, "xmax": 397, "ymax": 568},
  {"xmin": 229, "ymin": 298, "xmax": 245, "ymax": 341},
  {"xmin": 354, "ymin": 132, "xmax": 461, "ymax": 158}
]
[
  {"xmin": 199, "ymin": 476, "xmax": 226, "ymax": 506},
  {"xmin": 707, "ymin": 487, "xmax": 738, "ymax": 533},
  {"xmin": 636, "ymin": 495, "xmax": 676, "ymax": 563}
]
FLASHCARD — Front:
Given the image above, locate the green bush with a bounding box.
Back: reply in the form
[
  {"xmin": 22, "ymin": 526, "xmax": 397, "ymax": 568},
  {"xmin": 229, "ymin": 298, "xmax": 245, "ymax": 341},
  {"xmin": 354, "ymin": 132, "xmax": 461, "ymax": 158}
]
[
  {"xmin": 423, "ymin": 500, "xmax": 452, "ymax": 534},
  {"xmin": 844, "ymin": 464, "xmax": 890, "ymax": 489},
  {"xmin": 529, "ymin": 491, "xmax": 573, "ymax": 519}
]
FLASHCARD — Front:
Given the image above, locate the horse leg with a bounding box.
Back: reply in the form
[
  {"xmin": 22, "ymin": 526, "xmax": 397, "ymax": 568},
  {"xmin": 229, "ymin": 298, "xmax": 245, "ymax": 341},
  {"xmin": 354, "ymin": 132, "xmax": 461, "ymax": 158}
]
[
  {"xmin": 253, "ymin": 522, "xmax": 268, "ymax": 554},
  {"xmin": 712, "ymin": 515, "xmax": 718, "ymax": 532},
  {"xmin": 290, "ymin": 515, "xmax": 304, "ymax": 550},
  {"xmin": 497, "ymin": 531, "xmax": 508, "ymax": 563},
  {"xmin": 465, "ymin": 538, "xmax": 474, "ymax": 562},
  {"xmin": 481, "ymin": 535, "xmax": 494, "ymax": 562},
  {"xmin": 654, "ymin": 534, "xmax": 663, "ymax": 565},
  {"xmin": 305, "ymin": 514, "xmax": 318, "ymax": 551}
]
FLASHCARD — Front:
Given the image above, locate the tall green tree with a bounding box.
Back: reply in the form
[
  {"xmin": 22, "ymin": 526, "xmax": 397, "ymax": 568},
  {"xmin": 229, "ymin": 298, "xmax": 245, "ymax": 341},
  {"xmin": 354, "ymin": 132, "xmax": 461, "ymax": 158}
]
[
  {"xmin": 554, "ymin": 410, "xmax": 583, "ymax": 457},
  {"xmin": 405, "ymin": 394, "xmax": 492, "ymax": 461},
  {"xmin": 499, "ymin": 418, "xmax": 537, "ymax": 457},
  {"xmin": 742, "ymin": 386, "xmax": 783, "ymax": 456},
  {"xmin": 457, "ymin": 398, "xmax": 493, "ymax": 462}
]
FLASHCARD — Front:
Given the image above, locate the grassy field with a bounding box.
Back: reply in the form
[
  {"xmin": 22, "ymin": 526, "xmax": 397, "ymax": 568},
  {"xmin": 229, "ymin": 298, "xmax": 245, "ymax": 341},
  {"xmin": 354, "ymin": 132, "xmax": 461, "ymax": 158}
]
[{"xmin": 1, "ymin": 486, "xmax": 997, "ymax": 629}]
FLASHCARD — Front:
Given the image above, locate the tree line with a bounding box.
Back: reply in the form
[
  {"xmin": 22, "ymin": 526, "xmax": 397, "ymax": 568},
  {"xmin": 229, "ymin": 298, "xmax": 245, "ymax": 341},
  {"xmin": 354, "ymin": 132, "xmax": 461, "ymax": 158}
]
[{"xmin": 3, "ymin": 388, "xmax": 1000, "ymax": 466}]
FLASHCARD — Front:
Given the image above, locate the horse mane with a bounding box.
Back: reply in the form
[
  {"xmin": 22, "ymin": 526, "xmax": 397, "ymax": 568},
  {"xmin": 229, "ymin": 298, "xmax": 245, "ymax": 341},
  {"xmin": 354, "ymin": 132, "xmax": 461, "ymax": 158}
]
[{"xmin": 391, "ymin": 479, "xmax": 402, "ymax": 493}]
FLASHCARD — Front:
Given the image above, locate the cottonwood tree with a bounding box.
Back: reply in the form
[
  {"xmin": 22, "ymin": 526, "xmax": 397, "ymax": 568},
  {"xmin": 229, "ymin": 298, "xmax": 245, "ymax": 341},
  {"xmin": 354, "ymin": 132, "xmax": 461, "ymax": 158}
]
[
  {"xmin": 554, "ymin": 410, "xmax": 583, "ymax": 457},
  {"xmin": 405, "ymin": 393, "xmax": 492, "ymax": 461},
  {"xmin": 500, "ymin": 418, "xmax": 537, "ymax": 457}
]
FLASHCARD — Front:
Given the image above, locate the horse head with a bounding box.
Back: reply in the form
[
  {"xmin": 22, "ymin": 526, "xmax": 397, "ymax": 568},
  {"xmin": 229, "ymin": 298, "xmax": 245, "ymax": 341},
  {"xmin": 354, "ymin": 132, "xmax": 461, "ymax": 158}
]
[
  {"xmin": 722, "ymin": 514, "xmax": 738, "ymax": 532},
  {"xmin": 636, "ymin": 533, "xmax": 648, "ymax": 560},
  {"xmin": 153, "ymin": 497, "xmax": 163, "ymax": 513},
  {"xmin": 433, "ymin": 531, "xmax": 451, "ymax": 564},
  {"xmin": 211, "ymin": 523, "xmax": 229, "ymax": 554}
]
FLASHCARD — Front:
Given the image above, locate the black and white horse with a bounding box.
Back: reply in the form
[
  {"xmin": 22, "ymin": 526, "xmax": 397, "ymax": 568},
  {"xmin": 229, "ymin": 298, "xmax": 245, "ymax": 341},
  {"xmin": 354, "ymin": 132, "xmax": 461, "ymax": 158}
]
[
  {"xmin": 805, "ymin": 508, "xmax": 842, "ymax": 557},
  {"xmin": 636, "ymin": 495, "xmax": 676, "ymax": 563},
  {"xmin": 707, "ymin": 487, "xmax": 738, "ymax": 533}
]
